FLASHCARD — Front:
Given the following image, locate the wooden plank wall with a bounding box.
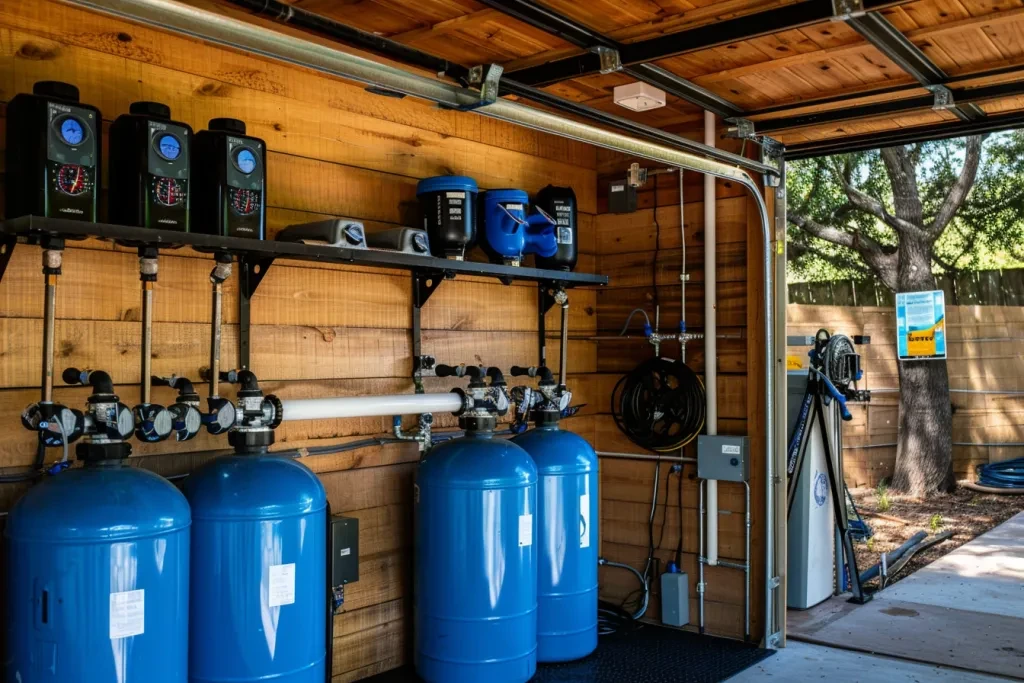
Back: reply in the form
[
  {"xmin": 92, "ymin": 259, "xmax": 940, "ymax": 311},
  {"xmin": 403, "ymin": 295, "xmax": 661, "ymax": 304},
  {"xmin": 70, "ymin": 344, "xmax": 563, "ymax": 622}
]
[
  {"xmin": 593, "ymin": 143, "xmax": 769, "ymax": 641},
  {"xmin": 0, "ymin": 1, "xmax": 601, "ymax": 679},
  {"xmin": 789, "ymin": 304, "xmax": 1024, "ymax": 488}
]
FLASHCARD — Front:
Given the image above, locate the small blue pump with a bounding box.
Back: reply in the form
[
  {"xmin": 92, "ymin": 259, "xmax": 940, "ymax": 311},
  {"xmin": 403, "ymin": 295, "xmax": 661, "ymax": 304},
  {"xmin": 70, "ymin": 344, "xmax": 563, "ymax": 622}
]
[{"xmin": 481, "ymin": 189, "xmax": 557, "ymax": 266}]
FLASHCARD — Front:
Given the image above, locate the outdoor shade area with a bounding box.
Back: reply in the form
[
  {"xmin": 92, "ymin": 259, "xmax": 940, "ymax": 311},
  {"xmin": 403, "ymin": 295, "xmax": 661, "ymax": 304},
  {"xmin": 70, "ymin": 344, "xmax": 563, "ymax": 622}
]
[{"xmin": 2, "ymin": 0, "xmax": 1024, "ymax": 682}]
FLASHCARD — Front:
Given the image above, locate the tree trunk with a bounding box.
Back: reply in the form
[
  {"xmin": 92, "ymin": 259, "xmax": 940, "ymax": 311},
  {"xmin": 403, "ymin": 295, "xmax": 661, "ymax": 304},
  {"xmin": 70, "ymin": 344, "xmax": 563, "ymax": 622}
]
[{"xmin": 891, "ymin": 238, "xmax": 955, "ymax": 496}]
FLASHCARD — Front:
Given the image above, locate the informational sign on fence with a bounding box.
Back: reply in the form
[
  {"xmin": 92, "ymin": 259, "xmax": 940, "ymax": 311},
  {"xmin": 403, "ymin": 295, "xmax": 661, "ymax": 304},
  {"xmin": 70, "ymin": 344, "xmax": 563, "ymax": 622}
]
[{"xmin": 896, "ymin": 290, "xmax": 947, "ymax": 361}]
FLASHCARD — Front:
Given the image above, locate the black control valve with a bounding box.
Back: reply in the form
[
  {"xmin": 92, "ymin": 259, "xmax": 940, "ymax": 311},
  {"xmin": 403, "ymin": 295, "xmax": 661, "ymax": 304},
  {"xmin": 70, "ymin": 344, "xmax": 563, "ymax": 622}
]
[
  {"xmin": 63, "ymin": 368, "xmax": 135, "ymax": 441},
  {"xmin": 21, "ymin": 401, "xmax": 85, "ymax": 447},
  {"xmin": 152, "ymin": 375, "xmax": 204, "ymax": 442}
]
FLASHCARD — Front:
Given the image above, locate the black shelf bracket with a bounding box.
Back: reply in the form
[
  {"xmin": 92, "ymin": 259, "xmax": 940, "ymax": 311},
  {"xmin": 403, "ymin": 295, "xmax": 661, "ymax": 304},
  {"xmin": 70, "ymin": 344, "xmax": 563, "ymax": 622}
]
[
  {"xmin": 413, "ymin": 270, "xmax": 447, "ymax": 309},
  {"xmin": 239, "ymin": 254, "xmax": 276, "ymax": 299},
  {"xmin": 0, "ymin": 236, "xmax": 16, "ymax": 286}
]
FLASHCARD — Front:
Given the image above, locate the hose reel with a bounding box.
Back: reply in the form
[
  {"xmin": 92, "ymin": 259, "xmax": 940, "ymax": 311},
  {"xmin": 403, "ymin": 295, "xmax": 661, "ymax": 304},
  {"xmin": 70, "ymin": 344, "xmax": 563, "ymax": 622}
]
[{"xmin": 612, "ymin": 357, "xmax": 706, "ymax": 453}]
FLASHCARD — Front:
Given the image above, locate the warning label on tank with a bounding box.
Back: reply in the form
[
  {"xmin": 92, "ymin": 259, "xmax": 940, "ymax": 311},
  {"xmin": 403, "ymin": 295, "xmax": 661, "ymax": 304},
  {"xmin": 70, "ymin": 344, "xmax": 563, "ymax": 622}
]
[
  {"xmin": 518, "ymin": 513, "xmax": 533, "ymax": 548},
  {"xmin": 109, "ymin": 589, "xmax": 145, "ymax": 640},
  {"xmin": 580, "ymin": 493, "xmax": 591, "ymax": 549},
  {"xmin": 269, "ymin": 563, "xmax": 296, "ymax": 607}
]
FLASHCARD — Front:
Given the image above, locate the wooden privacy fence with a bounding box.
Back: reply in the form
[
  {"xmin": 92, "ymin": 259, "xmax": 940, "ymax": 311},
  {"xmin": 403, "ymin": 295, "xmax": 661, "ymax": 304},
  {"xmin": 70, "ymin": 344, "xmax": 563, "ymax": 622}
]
[
  {"xmin": 790, "ymin": 268, "xmax": 1024, "ymax": 307},
  {"xmin": 787, "ymin": 304, "xmax": 1024, "ymax": 488}
]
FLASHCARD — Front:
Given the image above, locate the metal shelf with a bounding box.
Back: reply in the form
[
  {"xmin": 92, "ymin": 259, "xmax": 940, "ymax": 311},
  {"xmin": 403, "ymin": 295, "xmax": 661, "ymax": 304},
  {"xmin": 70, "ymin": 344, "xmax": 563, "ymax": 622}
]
[
  {"xmin": 0, "ymin": 216, "xmax": 608, "ymax": 297},
  {"xmin": 0, "ymin": 215, "xmax": 607, "ymax": 373}
]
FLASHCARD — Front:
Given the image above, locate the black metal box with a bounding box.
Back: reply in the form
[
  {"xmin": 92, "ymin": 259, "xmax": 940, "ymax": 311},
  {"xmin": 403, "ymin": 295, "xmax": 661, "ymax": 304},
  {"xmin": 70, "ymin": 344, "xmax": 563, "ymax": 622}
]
[{"xmin": 330, "ymin": 514, "xmax": 359, "ymax": 586}]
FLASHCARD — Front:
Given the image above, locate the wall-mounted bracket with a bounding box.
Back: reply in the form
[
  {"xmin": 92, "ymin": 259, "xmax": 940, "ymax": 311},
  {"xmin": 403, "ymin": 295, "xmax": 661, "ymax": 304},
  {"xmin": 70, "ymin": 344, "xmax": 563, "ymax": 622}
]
[
  {"xmin": 926, "ymin": 84, "xmax": 956, "ymax": 110},
  {"xmin": 413, "ymin": 270, "xmax": 447, "ymax": 308},
  {"xmin": 444, "ymin": 63, "xmax": 504, "ymax": 111},
  {"xmin": 239, "ymin": 254, "xmax": 276, "ymax": 299}
]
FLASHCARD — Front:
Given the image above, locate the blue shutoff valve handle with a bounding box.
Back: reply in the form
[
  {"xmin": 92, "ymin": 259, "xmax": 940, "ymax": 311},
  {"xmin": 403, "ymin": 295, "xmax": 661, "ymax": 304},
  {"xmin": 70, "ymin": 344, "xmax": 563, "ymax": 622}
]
[{"xmin": 814, "ymin": 370, "xmax": 853, "ymax": 421}]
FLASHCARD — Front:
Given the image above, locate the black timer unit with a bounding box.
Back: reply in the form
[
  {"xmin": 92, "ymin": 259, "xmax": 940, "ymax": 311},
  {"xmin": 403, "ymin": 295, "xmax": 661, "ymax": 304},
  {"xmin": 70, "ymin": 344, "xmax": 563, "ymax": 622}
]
[
  {"xmin": 109, "ymin": 101, "xmax": 192, "ymax": 231},
  {"xmin": 191, "ymin": 118, "xmax": 266, "ymax": 239},
  {"xmin": 5, "ymin": 81, "xmax": 101, "ymax": 222}
]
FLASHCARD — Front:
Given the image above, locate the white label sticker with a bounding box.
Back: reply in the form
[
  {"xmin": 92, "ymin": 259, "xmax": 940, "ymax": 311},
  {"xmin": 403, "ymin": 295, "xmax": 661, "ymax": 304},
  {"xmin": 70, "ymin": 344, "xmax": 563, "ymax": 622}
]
[
  {"xmin": 580, "ymin": 493, "xmax": 591, "ymax": 549},
  {"xmin": 109, "ymin": 589, "xmax": 145, "ymax": 640},
  {"xmin": 611, "ymin": 184, "xmax": 625, "ymax": 193},
  {"xmin": 339, "ymin": 547, "xmax": 352, "ymax": 557},
  {"xmin": 268, "ymin": 563, "xmax": 296, "ymax": 607},
  {"xmin": 518, "ymin": 513, "xmax": 533, "ymax": 547},
  {"xmin": 558, "ymin": 226, "xmax": 573, "ymax": 245},
  {"xmin": 445, "ymin": 191, "xmax": 466, "ymax": 199},
  {"xmin": 722, "ymin": 444, "xmax": 741, "ymax": 455}
]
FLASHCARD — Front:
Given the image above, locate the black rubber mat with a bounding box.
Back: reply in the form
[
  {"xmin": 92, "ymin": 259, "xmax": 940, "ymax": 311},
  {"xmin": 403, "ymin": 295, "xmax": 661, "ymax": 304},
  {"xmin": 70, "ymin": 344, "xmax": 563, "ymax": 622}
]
[{"xmin": 362, "ymin": 625, "xmax": 774, "ymax": 683}]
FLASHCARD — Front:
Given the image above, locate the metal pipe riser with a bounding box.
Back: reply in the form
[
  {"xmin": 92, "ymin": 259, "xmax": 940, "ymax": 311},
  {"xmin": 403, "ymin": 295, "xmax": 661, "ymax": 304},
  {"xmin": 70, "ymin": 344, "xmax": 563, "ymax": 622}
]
[{"xmin": 41, "ymin": 249, "xmax": 63, "ymax": 404}]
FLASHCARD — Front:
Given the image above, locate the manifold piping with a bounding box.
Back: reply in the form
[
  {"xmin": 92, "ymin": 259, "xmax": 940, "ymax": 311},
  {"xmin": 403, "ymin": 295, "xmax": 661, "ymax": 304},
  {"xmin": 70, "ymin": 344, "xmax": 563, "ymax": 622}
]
[{"xmin": 61, "ymin": 0, "xmax": 778, "ymax": 644}]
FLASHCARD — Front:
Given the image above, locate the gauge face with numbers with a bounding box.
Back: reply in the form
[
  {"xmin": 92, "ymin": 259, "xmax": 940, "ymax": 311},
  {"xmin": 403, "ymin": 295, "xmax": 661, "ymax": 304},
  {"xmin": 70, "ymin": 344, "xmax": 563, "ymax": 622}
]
[
  {"xmin": 156, "ymin": 134, "xmax": 182, "ymax": 161},
  {"xmin": 234, "ymin": 147, "xmax": 258, "ymax": 175},
  {"xmin": 59, "ymin": 117, "xmax": 85, "ymax": 146},
  {"xmin": 56, "ymin": 164, "xmax": 90, "ymax": 195},
  {"xmin": 154, "ymin": 177, "xmax": 185, "ymax": 206},
  {"xmin": 230, "ymin": 188, "xmax": 260, "ymax": 216}
]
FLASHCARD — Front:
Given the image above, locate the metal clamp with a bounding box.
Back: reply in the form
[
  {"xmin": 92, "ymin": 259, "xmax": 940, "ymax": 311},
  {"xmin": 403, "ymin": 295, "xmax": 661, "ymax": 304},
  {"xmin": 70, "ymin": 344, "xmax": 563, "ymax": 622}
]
[
  {"xmin": 590, "ymin": 46, "xmax": 622, "ymax": 74},
  {"xmin": 725, "ymin": 118, "xmax": 757, "ymax": 140},
  {"xmin": 926, "ymin": 84, "xmax": 956, "ymax": 110},
  {"xmin": 832, "ymin": 0, "xmax": 866, "ymax": 20},
  {"xmin": 461, "ymin": 64, "xmax": 504, "ymax": 109}
]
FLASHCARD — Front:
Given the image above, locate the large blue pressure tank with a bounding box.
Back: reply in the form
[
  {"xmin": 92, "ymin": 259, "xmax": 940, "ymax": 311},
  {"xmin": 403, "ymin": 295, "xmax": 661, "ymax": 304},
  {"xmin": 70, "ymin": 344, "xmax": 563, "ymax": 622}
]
[
  {"xmin": 185, "ymin": 453, "xmax": 327, "ymax": 682},
  {"xmin": 415, "ymin": 428, "xmax": 539, "ymax": 683},
  {"xmin": 5, "ymin": 465, "xmax": 191, "ymax": 682},
  {"xmin": 513, "ymin": 418, "xmax": 599, "ymax": 662}
]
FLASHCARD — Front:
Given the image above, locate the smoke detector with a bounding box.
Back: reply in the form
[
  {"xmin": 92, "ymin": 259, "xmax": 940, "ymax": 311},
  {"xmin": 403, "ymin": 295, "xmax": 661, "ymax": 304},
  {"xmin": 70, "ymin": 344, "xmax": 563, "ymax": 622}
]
[{"xmin": 613, "ymin": 82, "xmax": 666, "ymax": 112}]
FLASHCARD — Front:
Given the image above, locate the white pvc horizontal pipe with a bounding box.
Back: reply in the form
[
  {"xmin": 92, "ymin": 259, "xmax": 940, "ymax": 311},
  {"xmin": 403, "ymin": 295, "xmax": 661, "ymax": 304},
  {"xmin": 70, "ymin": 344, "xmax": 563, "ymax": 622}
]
[{"xmin": 280, "ymin": 393, "xmax": 463, "ymax": 421}]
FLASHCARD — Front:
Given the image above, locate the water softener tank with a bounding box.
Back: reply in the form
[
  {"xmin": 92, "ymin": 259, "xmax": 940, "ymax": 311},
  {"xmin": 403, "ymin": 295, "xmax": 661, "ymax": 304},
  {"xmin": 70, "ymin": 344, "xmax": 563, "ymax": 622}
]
[
  {"xmin": 480, "ymin": 189, "xmax": 557, "ymax": 266},
  {"xmin": 512, "ymin": 405, "xmax": 598, "ymax": 661},
  {"xmin": 533, "ymin": 186, "xmax": 578, "ymax": 272},
  {"xmin": 415, "ymin": 378, "xmax": 538, "ymax": 682},
  {"xmin": 185, "ymin": 372, "xmax": 327, "ymax": 682},
  {"xmin": 109, "ymin": 101, "xmax": 192, "ymax": 231},
  {"xmin": 5, "ymin": 81, "xmax": 101, "ymax": 222},
  {"xmin": 191, "ymin": 118, "xmax": 266, "ymax": 239},
  {"xmin": 5, "ymin": 372, "xmax": 190, "ymax": 682},
  {"xmin": 416, "ymin": 175, "xmax": 478, "ymax": 259}
]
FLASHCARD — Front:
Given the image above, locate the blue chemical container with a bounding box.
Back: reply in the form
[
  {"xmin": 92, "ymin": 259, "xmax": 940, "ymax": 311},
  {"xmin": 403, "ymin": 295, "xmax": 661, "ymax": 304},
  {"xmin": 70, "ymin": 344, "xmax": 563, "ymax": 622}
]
[
  {"xmin": 185, "ymin": 454, "xmax": 327, "ymax": 683},
  {"xmin": 480, "ymin": 189, "xmax": 557, "ymax": 266},
  {"xmin": 513, "ymin": 421, "xmax": 598, "ymax": 662},
  {"xmin": 415, "ymin": 430, "xmax": 538, "ymax": 683},
  {"xmin": 5, "ymin": 465, "xmax": 190, "ymax": 682}
]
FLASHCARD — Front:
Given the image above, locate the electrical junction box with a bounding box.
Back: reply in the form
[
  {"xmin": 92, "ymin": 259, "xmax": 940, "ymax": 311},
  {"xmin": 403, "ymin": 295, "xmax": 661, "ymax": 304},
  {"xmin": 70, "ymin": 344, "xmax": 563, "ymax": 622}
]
[
  {"xmin": 608, "ymin": 179, "xmax": 637, "ymax": 214},
  {"xmin": 613, "ymin": 81, "xmax": 667, "ymax": 112},
  {"xmin": 661, "ymin": 571, "xmax": 689, "ymax": 627},
  {"xmin": 330, "ymin": 515, "xmax": 359, "ymax": 586},
  {"xmin": 697, "ymin": 435, "xmax": 750, "ymax": 483}
]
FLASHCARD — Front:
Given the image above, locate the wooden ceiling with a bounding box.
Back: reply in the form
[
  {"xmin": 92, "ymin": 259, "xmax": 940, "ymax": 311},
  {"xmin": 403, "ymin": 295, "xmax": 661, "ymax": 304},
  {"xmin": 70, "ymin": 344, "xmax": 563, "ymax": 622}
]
[{"xmin": 273, "ymin": 0, "xmax": 1024, "ymax": 152}]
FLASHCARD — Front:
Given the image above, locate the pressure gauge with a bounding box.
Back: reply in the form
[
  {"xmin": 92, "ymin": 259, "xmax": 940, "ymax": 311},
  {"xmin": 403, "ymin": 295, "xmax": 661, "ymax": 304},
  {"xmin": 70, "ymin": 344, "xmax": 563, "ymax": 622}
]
[
  {"xmin": 234, "ymin": 147, "xmax": 258, "ymax": 175},
  {"xmin": 230, "ymin": 188, "xmax": 260, "ymax": 216},
  {"xmin": 155, "ymin": 133, "xmax": 183, "ymax": 161},
  {"xmin": 58, "ymin": 116, "xmax": 85, "ymax": 145},
  {"xmin": 153, "ymin": 177, "xmax": 185, "ymax": 207},
  {"xmin": 56, "ymin": 164, "xmax": 90, "ymax": 195}
]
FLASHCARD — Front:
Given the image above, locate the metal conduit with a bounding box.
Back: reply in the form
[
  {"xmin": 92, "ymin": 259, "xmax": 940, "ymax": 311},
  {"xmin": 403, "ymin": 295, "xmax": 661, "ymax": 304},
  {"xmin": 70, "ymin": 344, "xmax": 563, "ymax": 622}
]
[{"xmin": 62, "ymin": 0, "xmax": 780, "ymax": 645}]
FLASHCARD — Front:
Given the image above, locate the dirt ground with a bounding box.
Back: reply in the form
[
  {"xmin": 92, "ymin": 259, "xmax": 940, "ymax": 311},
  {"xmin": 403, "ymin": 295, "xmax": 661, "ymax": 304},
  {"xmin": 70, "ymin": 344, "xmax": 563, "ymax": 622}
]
[{"xmin": 847, "ymin": 485, "xmax": 1024, "ymax": 587}]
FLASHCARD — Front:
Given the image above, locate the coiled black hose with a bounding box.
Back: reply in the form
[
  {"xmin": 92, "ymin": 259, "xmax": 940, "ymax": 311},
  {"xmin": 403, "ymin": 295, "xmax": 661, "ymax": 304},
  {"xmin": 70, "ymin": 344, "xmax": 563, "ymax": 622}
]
[
  {"xmin": 611, "ymin": 357, "xmax": 705, "ymax": 453},
  {"xmin": 976, "ymin": 458, "xmax": 1024, "ymax": 489}
]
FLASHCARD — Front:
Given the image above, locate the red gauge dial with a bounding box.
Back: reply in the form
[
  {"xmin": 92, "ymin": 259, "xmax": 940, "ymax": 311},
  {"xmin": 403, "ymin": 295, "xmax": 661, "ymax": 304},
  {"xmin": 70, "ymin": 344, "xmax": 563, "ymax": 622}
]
[
  {"xmin": 56, "ymin": 164, "xmax": 90, "ymax": 196},
  {"xmin": 153, "ymin": 177, "xmax": 184, "ymax": 207},
  {"xmin": 230, "ymin": 188, "xmax": 260, "ymax": 216}
]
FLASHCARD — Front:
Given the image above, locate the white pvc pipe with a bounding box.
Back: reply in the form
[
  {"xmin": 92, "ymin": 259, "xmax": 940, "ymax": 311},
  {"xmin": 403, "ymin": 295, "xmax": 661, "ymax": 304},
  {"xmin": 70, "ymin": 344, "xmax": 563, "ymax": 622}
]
[
  {"xmin": 280, "ymin": 392, "xmax": 463, "ymax": 422},
  {"xmin": 704, "ymin": 111, "xmax": 719, "ymax": 567}
]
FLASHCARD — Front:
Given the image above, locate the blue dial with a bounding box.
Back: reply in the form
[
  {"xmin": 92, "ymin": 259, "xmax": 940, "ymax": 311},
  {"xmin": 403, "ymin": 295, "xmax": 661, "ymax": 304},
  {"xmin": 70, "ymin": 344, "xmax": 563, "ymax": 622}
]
[
  {"xmin": 60, "ymin": 117, "xmax": 84, "ymax": 146},
  {"xmin": 235, "ymin": 148, "xmax": 257, "ymax": 175},
  {"xmin": 157, "ymin": 134, "xmax": 182, "ymax": 160}
]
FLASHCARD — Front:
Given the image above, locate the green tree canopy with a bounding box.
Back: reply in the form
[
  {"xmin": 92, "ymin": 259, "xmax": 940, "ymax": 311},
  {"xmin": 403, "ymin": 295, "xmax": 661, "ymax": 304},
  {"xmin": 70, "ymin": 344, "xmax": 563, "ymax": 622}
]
[{"xmin": 787, "ymin": 132, "xmax": 1024, "ymax": 285}]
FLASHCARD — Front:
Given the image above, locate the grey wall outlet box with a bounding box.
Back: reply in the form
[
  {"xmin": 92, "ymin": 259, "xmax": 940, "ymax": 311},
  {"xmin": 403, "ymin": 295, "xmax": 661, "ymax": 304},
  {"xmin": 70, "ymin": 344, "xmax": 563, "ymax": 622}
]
[
  {"xmin": 697, "ymin": 435, "xmax": 750, "ymax": 482},
  {"xmin": 661, "ymin": 571, "xmax": 689, "ymax": 627},
  {"xmin": 330, "ymin": 514, "xmax": 359, "ymax": 586}
]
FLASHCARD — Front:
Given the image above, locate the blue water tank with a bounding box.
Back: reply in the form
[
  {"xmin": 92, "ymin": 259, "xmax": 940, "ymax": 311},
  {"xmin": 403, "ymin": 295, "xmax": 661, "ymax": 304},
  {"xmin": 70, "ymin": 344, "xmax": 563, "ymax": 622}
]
[
  {"xmin": 5, "ymin": 465, "xmax": 191, "ymax": 682},
  {"xmin": 513, "ymin": 422, "xmax": 598, "ymax": 662},
  {"xmin": 184, "ymin": 454, "xmax": 328, "ymax": 683},
  {"xmin": 414, "ymin": 430, "xmax": 538, "ymax": 683}
]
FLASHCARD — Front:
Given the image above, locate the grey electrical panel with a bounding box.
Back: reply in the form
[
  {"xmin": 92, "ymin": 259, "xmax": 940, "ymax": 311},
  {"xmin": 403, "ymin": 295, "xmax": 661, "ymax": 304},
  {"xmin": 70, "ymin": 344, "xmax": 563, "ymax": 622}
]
[
  {"xmin": 661, "ymin": 571, "xmax": 690, "ymax": 627},
  {"xmin": 330, "ymin": 514, "xmax": 360, "ymax": 586},
  {"xmin": 697, "ymin": 435, "xmax": 750, "ymax": 482}
]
